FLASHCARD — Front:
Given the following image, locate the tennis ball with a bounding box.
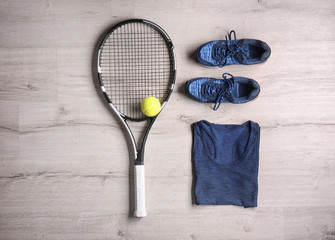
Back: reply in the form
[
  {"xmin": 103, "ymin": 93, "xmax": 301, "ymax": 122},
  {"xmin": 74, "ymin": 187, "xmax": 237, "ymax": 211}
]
[{"xmin": 141, "ymin": 97, "xmax": 161, "ymax": 117}]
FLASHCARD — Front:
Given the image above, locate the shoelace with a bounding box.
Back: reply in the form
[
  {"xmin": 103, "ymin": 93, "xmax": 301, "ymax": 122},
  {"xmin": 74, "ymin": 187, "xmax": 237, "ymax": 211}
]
[
  {"xmin": 213, "ymin": 30, "xmax": 249, "ymax": 67},
  {"xmin": 202, "ymin": 73, "xmax": 234, "ymax": 111}
]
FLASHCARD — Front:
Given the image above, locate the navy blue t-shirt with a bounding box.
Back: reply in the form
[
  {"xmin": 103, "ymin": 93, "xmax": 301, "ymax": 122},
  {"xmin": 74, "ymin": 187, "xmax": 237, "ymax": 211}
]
[{"xmin": 192, "ymin": 120, "xmax": 260, "ymax": 207}]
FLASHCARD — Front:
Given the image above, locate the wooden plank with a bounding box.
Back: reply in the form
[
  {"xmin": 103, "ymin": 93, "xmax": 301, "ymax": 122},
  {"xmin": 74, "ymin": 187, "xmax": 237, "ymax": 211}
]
[
  {"xmin": 0, "ymin": 102, "xmax": 19, "ymax": 159},
  {"xmin": 283, "ymin": 207, "xmax": 335, "ymax": 240},
  {"xmin": 0, "ymin": 0, "xmax": 134, "ymax": 48},
  {"xmin": 0, "ymin": 175, "xmax": 284, "ymax": 240},
  {"xmin": 0, "ymin": 48, "xmax": 58, "ymax": 102},
  {"xmin": 134, "ymin": 0, "xmax": 335, "ymax": 45}
]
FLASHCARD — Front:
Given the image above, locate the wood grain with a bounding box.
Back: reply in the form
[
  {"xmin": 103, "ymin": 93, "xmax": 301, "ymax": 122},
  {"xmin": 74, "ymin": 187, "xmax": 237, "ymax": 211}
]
[{"xmin": 1, "ymin": 0, "xmax": 335, "ymax": 239}]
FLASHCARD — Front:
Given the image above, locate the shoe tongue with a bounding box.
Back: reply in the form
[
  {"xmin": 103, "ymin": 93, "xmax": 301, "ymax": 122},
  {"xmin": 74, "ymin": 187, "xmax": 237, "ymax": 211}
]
[
  {"xmin": 234, "ymin": 40, "xmax": 249, "ymax": 63},
  {"xmin": 232, "ymin": 82, "xmax": 240, "ymax": 98}
]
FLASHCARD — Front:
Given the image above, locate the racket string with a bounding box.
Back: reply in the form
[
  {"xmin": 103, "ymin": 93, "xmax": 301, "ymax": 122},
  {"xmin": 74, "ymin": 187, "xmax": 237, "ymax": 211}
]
[{"xmin": 100, "ymin": 22, "xmax": 174, "ymax": 120}]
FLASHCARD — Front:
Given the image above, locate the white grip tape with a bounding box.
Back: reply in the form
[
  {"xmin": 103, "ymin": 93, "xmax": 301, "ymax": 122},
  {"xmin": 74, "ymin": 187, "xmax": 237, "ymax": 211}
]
[{"xmin": 134, "ymin": 165, "xmax": 147, "ymax": 217}]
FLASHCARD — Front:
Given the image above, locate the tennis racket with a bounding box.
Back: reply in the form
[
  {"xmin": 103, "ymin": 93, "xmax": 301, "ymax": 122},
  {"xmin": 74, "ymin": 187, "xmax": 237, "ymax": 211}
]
[{"xmin": 96, "ymin": 19, "xmax": 176, "ymax": 217}]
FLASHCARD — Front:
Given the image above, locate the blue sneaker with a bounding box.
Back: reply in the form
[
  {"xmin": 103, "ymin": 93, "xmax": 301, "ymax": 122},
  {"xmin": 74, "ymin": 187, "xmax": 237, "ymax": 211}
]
[
  {"xmin": 196, "ymin": 30, "xmax": 271, "ymax": 67},
  {"xmin": 185, "ymin": 73, "xmax": 260, "ymax": 110}
]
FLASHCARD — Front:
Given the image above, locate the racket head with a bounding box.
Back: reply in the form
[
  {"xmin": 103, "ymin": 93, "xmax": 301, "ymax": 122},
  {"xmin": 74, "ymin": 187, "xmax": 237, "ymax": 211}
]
[{"xmin": 97, "ymin": 19, "xmax": 176, "ymax": 121}]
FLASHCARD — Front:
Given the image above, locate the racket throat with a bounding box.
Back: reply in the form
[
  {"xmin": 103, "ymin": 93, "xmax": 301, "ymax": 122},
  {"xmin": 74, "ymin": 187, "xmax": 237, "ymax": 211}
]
[{"xmin": 135, "ymin": 149, "xmax": 145, "ymax": 165}]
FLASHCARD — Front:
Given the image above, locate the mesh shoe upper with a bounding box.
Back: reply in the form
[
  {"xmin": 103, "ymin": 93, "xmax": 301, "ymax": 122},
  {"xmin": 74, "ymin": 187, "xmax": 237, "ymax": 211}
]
[
  {"xmin": 185, "ymin": 73, "xmax": 260, "ymax": 110},
  {"xmin": 196, "ymin": 30, "xmax": 271, "ymax": 67}
]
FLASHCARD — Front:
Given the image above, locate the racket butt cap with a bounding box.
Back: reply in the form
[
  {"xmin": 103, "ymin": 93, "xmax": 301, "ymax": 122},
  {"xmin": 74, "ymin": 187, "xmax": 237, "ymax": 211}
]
[{"xmin": 134, "ymin": 209, "xmax": 147, "ymax": 217}]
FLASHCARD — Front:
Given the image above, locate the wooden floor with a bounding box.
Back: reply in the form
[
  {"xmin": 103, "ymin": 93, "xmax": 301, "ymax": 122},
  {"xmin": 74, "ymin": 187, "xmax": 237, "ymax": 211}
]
[{"xmin": 1, "ymin": 0, "xmax": 335, "ymax": 239}]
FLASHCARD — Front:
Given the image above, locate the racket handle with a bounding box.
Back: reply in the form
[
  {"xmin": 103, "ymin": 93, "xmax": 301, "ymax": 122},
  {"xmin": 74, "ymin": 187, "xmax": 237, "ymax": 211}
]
[{"xmin": 134, "ymin": 165, "xmax": 147, "ymax": 217}]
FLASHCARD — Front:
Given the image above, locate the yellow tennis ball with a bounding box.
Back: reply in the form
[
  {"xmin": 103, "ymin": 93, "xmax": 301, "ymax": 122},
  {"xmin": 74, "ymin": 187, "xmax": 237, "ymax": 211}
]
[{"xmin": 141, "ymin": 97, "xmax": 161, "ymax": 117}]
